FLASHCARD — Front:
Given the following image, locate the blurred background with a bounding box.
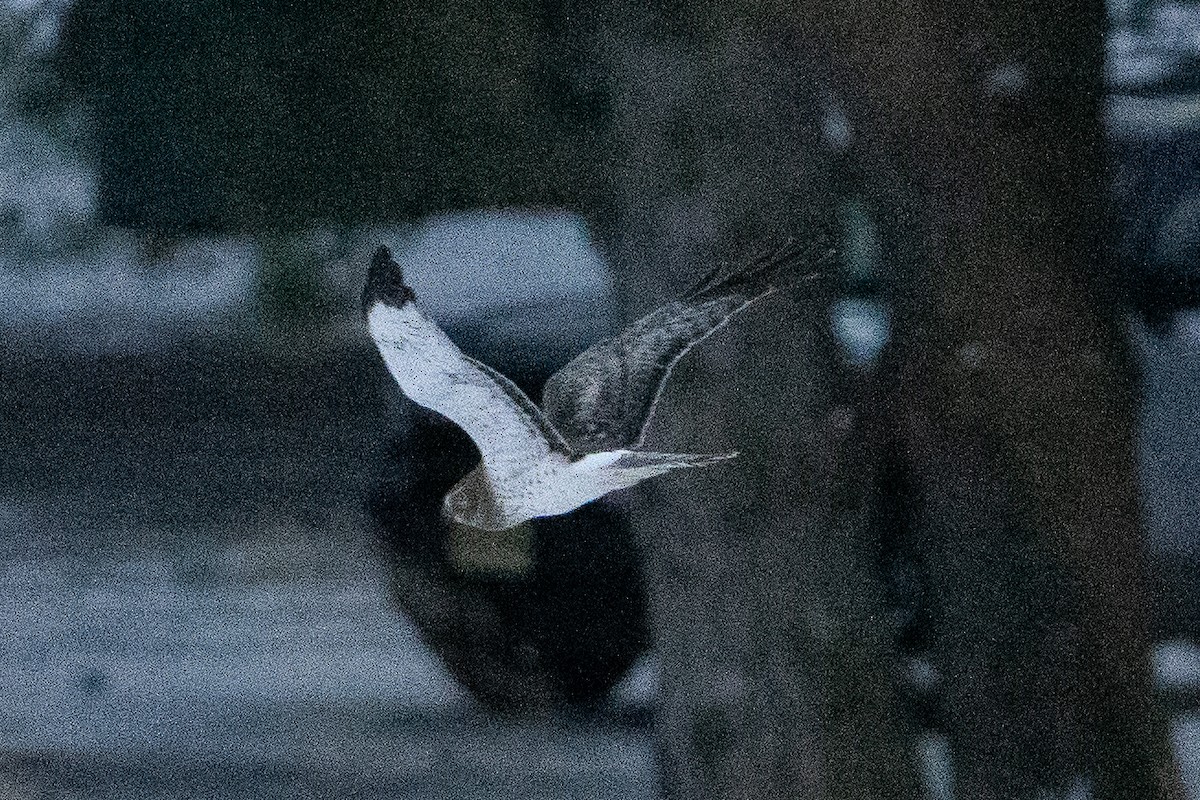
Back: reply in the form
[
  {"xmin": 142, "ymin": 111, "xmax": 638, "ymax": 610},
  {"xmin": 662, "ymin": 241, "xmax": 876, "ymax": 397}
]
[{"xmin": 4, "ymin": 0, "xmax": 1200, "ymax": 798}]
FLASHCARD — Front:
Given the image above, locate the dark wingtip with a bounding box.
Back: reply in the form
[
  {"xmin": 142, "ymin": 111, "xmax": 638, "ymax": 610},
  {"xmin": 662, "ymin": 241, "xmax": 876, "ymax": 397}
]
[
  {"xmin": 688, "ymin": 235, "xmax": 836, "ymax": 299},
  {"xmin": 362, "ymin": 245, "xmax": 417, "ymax": 313},
  {"xmin": 770, "ymin": 236, "xmax": 838, "ymax": 282},
  {"xmin": 755, "ymin": 235, "xmax": 837, "ymax": 280}
]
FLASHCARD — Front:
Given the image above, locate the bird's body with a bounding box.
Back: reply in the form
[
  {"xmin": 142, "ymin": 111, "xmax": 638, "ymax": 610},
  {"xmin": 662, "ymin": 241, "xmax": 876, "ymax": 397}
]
[
  {"xmin": 441, "ymin": 448, "xmax": 737, "ymax": 531},
  {"xmin": 364, "ymin": 242, "xmax": 815, "ymax": 531}
]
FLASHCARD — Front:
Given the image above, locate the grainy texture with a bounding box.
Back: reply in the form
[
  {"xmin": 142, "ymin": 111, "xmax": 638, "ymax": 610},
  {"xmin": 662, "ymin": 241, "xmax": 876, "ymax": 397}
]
[
  {"xmin": 806, "ymin": 0, "xmax": 1182, "ymax": 795},
  {"xmin": 591, "ymin": 15, "xmax": 920, "ymax": 800}
]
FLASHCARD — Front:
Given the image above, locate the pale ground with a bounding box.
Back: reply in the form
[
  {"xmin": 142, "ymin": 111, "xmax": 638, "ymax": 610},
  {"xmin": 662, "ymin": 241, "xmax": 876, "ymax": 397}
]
[
  {"xmin": 0, "ymin": 540, "xmax": 657, "ymax": 800},
  {"xmin": 2, "ymin": 295, "xmax": 1200, "ymax": 800}
]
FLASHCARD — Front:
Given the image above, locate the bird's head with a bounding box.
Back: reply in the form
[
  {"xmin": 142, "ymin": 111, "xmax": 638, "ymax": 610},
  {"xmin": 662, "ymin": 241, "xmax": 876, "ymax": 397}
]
[{"xmin": 443, "ymin": 468, "xmax": 514, "ymax": 532}]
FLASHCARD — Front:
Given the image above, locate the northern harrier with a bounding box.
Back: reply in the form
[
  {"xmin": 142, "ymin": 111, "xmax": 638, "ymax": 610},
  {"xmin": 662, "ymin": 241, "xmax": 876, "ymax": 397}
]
[{"xmin": 364, "ymin": 242, "xmax": 817, "ymax": 531}]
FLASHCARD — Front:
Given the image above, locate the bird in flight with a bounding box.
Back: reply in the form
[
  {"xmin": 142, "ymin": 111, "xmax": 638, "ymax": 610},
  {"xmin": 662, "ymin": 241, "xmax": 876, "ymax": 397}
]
[{"xmin": 363, "ymin": 241, "xmax": 820, "ymax": 531}]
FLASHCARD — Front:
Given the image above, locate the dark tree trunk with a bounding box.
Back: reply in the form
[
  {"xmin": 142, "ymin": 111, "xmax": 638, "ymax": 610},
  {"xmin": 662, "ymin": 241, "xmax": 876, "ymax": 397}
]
[
  {"xmin": 807, "ymin": 0, "xmax": 1183, "ymax": 796},
  {"xmin": 591, "ymin": 16, "xmax": 921, "ymax": 800}
]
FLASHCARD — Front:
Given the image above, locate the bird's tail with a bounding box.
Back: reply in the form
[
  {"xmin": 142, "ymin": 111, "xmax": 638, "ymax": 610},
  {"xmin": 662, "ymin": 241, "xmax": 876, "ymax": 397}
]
[{"xmin": 607, "ymin": 450, "xmax": 738, "ymax": 483}]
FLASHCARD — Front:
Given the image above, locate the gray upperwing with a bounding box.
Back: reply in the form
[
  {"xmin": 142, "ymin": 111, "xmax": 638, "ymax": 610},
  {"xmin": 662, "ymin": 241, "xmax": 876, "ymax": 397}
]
[{"xmin": 541, "ymin": 241, "xmax": 822, "ymax": 453}]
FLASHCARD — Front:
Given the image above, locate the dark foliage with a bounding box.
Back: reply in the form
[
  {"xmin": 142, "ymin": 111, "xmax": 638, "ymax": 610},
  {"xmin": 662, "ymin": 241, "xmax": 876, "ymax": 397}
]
[{"xmin": 56, "ymin": 0, "xmax": 610, "ymax": 233}]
